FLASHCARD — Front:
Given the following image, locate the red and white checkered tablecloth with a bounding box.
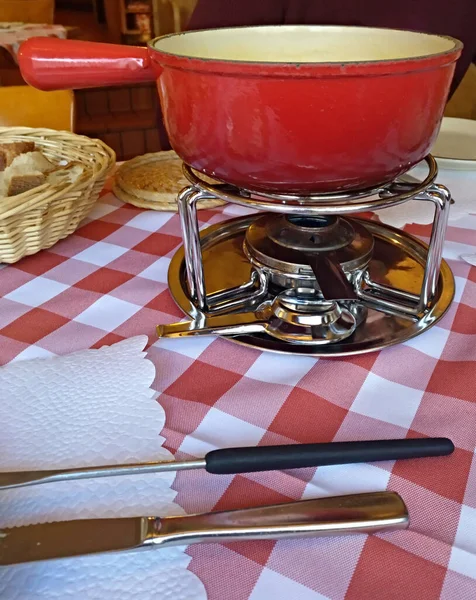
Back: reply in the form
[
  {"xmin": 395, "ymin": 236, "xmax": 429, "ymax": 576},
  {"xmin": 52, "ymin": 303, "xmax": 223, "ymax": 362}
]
[
  {"xmin": 1, "ymin": 176, "xmax": 476, "ymax": 600},
  {"xmin": 0, "ymin": 23, "xmax": 67, "ymax": 62}
]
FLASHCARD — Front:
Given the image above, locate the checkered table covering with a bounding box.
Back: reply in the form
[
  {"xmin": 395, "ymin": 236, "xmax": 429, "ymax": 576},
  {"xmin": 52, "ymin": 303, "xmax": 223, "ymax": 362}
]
[
  {"xmin": 1, "ymin": 177, "xmax": 476, "ymax": 600},
  {"xmin": 0, "ymin": 24, "xmax": 67, "ymax": 63}
]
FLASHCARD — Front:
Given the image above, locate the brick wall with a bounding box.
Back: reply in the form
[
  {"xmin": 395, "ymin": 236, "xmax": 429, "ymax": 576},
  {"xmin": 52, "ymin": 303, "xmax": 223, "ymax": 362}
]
[{"xmin": 75, "ymin": 83, "xmax": 162, "ymax": 160}]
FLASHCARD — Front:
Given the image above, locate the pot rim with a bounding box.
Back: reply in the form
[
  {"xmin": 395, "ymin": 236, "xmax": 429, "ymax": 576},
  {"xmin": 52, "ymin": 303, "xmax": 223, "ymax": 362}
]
[{"xmin": 148, "ymin": 24, "xmax": 463, "ymax": 68}]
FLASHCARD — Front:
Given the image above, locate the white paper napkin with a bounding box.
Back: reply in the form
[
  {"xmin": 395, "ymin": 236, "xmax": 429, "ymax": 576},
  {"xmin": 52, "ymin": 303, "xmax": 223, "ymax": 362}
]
[
  {"xmin": 0, "ymin": 336, "xmax": 207, "ymax": 600},
  {"xmin": 461, "ymin": 254, "xmax": 476, "ymax": 266},
  {"xmin": 374, "ymin": 165, "xmax": 476, "ymax": 228}
]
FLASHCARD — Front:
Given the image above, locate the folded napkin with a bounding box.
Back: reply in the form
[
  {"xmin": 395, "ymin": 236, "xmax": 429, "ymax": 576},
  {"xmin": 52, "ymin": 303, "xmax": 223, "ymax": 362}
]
[
  {"xmin": 374, "ymin": 165, "xmax": 476, "ymax": 229},
  {"xmin": 0, "ymin": 336, "xmax": 206, "ymax": 600}
]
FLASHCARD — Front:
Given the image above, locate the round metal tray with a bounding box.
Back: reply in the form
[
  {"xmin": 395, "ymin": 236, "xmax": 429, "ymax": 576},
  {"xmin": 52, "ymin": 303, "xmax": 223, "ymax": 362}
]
[{"xmin": 167, "ymin": 215, "xmax": 454, "ymax": 356}]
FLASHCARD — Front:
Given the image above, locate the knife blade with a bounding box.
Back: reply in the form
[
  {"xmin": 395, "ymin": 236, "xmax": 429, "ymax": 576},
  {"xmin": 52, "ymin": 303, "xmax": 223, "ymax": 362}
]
[{"xmin": 0, "ymin": 491, "xmax": 408, "ymax": 565}]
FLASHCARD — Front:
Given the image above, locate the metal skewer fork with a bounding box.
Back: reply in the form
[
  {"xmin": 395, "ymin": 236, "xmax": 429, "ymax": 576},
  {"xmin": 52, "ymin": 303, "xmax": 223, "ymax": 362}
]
[{"xmin": 0, "ymin": 438, "xmax": 454, "ymax": 491}]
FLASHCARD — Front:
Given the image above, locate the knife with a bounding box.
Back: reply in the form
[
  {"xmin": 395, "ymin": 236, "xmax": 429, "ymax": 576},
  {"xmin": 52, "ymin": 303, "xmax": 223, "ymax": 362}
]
[
  {"xmin": 0, "ymin": 491, "xmax": 409, "ymax": 565},
  {"xmin": 0, "ymin": 438, "xmax": 454, "ymax": 491}
]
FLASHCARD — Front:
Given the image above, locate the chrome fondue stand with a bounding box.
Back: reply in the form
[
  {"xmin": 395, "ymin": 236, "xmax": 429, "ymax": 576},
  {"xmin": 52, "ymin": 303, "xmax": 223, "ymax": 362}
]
[{"xmin": 158, "ymin": 156, "xmax": 455, "ymax": 356}]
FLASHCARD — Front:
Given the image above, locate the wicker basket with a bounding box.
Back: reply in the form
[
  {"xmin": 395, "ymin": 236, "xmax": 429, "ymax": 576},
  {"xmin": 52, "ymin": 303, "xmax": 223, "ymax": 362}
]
[{"xmin": 0, "ymin": 127, "xmax": 116, "ymax": 263}]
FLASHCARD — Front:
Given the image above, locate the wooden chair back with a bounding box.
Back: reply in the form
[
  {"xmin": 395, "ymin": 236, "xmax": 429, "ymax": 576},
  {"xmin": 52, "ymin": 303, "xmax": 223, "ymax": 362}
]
[
  {"xmin": 152, "ymin": 0, "xmax": 183, "ymax": 36},
  {"xmin": 0, "ymin": 86, "xmax": 75, "ymax": 131},
  {"xmin": 445, "ymin": 64, "xmax": 476, "ymax": 120},
  {"xmin": 0, "ymin": 0, "xmax": 55, "ymax": 24}
]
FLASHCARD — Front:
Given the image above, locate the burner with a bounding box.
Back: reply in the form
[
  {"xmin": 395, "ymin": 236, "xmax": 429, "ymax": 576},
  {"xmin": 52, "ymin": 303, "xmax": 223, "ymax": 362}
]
[
  {"xmin": 244, "ymin": 214, "xmax": 374, "ymax": 293},
  {"xmin": 157, "ymin": 156, "xmax": 455, "ymax": 356}
]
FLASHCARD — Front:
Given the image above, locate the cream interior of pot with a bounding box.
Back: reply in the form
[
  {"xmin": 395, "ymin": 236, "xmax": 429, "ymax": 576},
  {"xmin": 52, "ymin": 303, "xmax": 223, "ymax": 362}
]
[{"xmin": 152, "ymin": 25, "xmax": 458, "ymax": 64}]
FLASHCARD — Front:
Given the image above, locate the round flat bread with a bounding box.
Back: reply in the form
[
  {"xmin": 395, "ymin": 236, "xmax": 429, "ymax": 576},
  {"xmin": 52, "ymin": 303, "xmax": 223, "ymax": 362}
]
[
  {"xmin": 114, "ymin": 150, "xmax": 226, "ymax": 210},
  {"xmin": 112, "ymin": 181, "xmax": 225, "ymax": 212}
]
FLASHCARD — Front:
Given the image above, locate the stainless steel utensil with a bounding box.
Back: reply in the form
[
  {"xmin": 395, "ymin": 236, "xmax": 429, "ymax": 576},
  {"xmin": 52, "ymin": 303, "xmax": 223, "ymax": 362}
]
[
  {"xmin": 158, "ymin": 289, "xmax": 358, "ymax": 344},
  {"xmin": 0, "ymin": 438, "xmax": 454, "ymax": 491},
  {"xmin": 0, "ymin": 491, "xmax": 409, "ymax": 565}
]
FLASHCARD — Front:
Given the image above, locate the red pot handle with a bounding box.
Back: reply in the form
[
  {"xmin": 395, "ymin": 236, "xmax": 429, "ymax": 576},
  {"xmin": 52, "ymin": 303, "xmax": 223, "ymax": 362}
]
[{"xmin": 18, "ymin": 38, "xmax": 159, "ymax": 91}]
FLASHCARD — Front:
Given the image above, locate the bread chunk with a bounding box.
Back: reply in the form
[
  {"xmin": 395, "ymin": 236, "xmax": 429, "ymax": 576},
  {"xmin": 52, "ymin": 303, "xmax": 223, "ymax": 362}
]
[
  {"xmin": 6, "ymin": 172, "xmax": 46, "ymax": 196},
  {"xmin": 2, "ymin": 151, "xmax": 53, "ymax": 196},
  {"xmin": 0, "ymin": 142, "xmax": 36, "ymax": 171}
]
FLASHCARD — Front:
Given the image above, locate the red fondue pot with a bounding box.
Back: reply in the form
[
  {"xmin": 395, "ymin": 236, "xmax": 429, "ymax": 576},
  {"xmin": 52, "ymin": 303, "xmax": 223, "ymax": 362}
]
[{"xmin": 18, "ymin": 26, "xmax": 462, "ymax": 193}]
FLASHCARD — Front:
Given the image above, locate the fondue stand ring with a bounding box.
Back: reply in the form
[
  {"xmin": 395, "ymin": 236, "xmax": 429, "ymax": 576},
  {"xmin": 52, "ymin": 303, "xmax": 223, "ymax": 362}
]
[{"xmin": 158, "ymin": 156, "xmax": 455, "ymax": 356}]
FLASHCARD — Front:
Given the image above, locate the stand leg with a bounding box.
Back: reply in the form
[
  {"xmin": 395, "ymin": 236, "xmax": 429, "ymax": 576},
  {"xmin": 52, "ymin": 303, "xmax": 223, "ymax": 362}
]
[
  {"xmin": 419, "ymin": 184, "xmax": 452, "ymax": 311},
  {"xmin": 356, "ymin": 183, "xmax": 452, "ymax": 317},
  {"xmin": 177, "ymin": 186, "xmax": 268, "ymax": 315},
  {"xmin": 177, "ymin": 187, "xmax": 208, "ymax": 312}
]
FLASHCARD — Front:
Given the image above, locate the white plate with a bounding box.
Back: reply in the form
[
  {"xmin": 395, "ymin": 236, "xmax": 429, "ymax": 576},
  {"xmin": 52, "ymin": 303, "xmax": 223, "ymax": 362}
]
[{"xmin": 431, "ymin": 117, "xmax": 476, "ymax": 170}]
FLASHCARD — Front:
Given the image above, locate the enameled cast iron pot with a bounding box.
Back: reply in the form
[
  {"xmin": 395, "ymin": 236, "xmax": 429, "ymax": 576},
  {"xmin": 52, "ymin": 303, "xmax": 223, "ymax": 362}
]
[{"xmin": 18, "ymin": 26, "xmax": 462, "ymax": 193}]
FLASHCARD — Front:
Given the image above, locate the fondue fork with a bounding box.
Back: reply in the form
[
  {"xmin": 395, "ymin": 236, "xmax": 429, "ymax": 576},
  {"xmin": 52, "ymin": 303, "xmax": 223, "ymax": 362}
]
[{"xmin": 0, "ymin": 438, "xmax": 454, "ymax": 491}]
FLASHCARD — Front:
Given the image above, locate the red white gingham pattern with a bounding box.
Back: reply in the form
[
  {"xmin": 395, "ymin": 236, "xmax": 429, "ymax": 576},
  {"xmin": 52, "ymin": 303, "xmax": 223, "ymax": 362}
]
[
  {"xmin": 1, "ymin": 177, "xmax": 476, "ymax": 600},
  {"xmin": 0, "ymin": 24, "xmax": 68, "ymax": 62}
]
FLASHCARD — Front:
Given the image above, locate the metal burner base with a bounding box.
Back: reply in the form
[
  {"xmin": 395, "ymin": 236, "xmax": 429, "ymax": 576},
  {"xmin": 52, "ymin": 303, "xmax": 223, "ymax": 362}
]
[{"xmin": 167, "ymin": 215, "xmax": 454, "ymax": 357}]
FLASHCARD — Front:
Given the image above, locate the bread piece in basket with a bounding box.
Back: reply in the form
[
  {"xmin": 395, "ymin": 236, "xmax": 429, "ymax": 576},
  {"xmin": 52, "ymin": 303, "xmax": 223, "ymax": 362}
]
[
  {"xmin": 1, "ymin": 151, "xmax": 55, "ymax": 196},
  {"xmin": 0, "ymin": 141, "xmax": 35, "ymax": 171}
]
